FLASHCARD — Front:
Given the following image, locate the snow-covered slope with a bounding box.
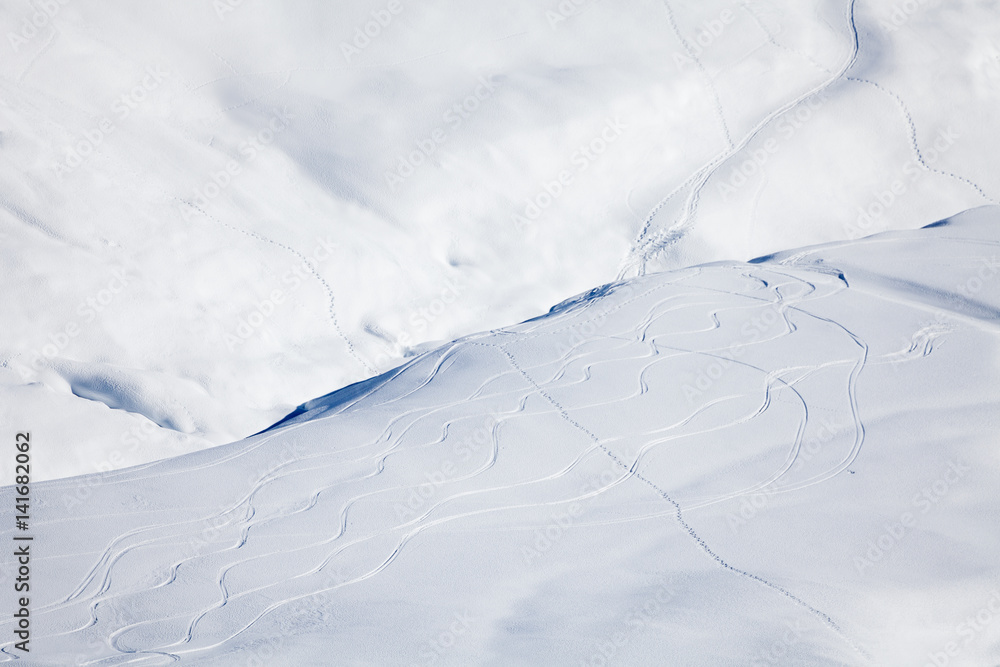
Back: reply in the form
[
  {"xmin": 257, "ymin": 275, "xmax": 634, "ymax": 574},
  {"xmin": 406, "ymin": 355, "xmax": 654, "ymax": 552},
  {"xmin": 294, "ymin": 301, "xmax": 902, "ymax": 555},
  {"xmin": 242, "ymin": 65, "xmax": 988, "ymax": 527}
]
[
  {"xmin": 3, "ymin": 206, "xmax": 998, "ymax": 665},
  {"xmin": 3, "ymin": 0, "xmax": 1000, "ymax": 478}
]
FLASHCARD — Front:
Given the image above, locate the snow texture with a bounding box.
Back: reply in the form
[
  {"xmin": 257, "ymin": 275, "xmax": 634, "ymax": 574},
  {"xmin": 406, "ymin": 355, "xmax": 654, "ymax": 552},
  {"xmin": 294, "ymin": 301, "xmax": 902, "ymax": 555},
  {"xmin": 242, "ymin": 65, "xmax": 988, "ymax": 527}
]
[
  {"xmin": 2, "ymin": 207, "xmax": 999, "ymax": 664},
  {"xmin": 2, "ymin": 0, "xmax": 1000, "ymax": 479}
]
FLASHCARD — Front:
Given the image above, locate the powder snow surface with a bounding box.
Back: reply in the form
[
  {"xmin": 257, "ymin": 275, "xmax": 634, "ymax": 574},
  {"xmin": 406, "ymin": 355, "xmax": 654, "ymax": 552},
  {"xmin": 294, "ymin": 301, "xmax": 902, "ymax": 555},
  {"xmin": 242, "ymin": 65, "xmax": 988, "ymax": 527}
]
[{"xmin": 2, "ymin": 207, "xmax": 998, "ymax": 665}]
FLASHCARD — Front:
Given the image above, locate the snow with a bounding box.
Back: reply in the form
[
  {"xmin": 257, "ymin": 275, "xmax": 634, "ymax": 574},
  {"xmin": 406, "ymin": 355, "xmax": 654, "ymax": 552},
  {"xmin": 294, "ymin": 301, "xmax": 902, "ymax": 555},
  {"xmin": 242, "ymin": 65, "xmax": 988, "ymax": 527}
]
[
  {"xmin": 3, "ymin": 0, "xmax": 1000, "ymax": 663},
  {"xmin": 2, "ymin": 207, "xmax": 999, "ymax": 664},
  {"xmin": 2, "ymin": 0, "xmax": 1000, "ymax": 479}
]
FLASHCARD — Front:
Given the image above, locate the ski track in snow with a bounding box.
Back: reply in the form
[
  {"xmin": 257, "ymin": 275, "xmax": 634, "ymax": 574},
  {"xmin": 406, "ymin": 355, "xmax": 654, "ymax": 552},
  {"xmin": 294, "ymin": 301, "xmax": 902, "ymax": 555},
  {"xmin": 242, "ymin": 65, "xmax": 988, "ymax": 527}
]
[
  {"xmin": 626, "ymin": 0, "xmax": 998, "ymax": 277},
  {"xmin": 4, "ymin": 211, "xmax": 999, "ymax": 664},
  {"xmin": 623, "ymin": 0, "xmax": 860, "ymax": 276},
  {"xmin": 10, "ymin": 268, "xmax": 871, "ymax": 662},
  {"xmin": 2, "ymin": 0, "xmax": 999, "ymax": 660},
  {"xmin": 485, "ymin": 334, "xmax": 870, "ymax": 662}
]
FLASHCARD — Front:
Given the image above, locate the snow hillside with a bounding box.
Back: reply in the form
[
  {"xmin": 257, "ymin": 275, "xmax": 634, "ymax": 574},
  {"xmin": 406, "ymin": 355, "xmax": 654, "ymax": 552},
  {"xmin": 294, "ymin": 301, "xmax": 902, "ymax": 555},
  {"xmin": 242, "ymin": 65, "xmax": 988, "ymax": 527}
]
[
  {"xmin": 2, "ymin": 206, "xmax": 999, "ymax": 665},
  {"xmin": 3, "ymin": 0, "xmax": 1000, "ymax": 479}
]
